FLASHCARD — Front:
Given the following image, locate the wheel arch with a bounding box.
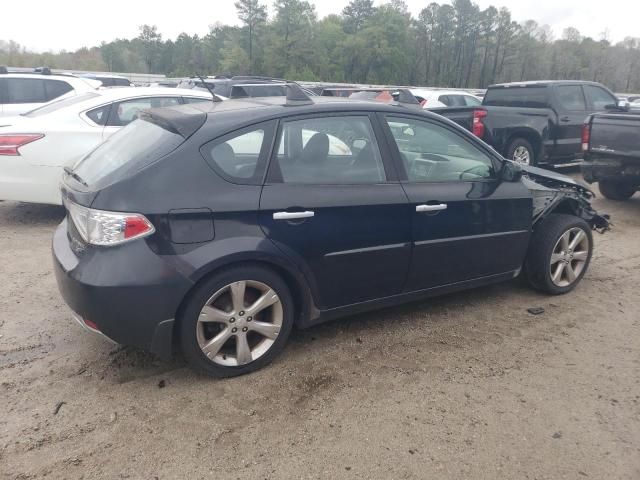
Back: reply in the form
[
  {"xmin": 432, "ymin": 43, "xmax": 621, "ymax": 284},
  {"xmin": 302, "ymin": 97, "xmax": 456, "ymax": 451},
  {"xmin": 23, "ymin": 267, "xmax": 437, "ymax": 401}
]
[
  {"xmin": 173, "ymin": 252, "xmax": 317, "ymax": 347},
  {"xmin": 505, "ymin": 130, "xmax": 543, "ymax": 162}
]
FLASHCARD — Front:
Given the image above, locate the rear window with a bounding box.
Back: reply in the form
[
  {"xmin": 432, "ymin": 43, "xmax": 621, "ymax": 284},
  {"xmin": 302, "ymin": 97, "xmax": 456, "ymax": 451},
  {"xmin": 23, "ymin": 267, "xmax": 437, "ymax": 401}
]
[
  {"xmin": 482, "ymin": 86, "xmax": 549, "ymax": 108},
  {"xmin": 73, "ymin": 119, "xmax": 184, "ymax": 188},
  {"xmin": 24, "ymin": 92, "xmax": 100, "ymax": 117}
]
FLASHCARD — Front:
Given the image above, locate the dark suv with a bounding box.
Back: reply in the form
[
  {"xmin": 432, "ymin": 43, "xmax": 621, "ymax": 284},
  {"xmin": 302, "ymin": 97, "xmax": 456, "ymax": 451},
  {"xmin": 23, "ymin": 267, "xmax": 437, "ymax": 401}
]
[{"xmin": 53, "ymin": 87, "xmax": 609, "ymax": 377}]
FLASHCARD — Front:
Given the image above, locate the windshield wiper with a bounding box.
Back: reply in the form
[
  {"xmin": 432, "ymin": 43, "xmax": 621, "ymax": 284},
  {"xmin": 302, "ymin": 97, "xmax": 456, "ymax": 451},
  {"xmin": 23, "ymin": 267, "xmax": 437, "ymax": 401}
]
[{"xmin": 63, "ymin": 166, "xmax": 88, "ymax": 187}]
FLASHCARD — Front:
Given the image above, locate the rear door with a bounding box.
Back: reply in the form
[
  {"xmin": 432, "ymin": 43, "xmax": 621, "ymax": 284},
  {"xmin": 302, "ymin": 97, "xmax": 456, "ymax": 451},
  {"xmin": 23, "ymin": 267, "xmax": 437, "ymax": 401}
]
[
  {"xmin": 259, "ymin": 113, "xmax": 412, "ymax": 309},
  {"xmin": 551, "ymin": 84, "xmax": 589, "ymax": 159},
  {"xmin": 380, "ymin": 114, "xmax": 532, "ymax": 291}
]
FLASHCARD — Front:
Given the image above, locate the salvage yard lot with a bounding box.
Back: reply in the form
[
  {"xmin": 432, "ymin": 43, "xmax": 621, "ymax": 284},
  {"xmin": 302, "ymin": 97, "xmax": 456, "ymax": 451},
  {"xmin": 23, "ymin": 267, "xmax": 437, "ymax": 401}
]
[{"xmin": 1, "ymin": 181, "xmax": 639, "ymax": 479}]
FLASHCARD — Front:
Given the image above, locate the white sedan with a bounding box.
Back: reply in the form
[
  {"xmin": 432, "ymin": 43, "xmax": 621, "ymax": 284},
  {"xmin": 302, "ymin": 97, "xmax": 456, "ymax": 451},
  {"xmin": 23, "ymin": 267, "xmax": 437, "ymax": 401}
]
[
  {"xmin": 0, "ymin": 87, "xmax": 212, "ymax": 205},
  {"xmin": 410, "ymin": 89, "xmax": 482, "ymax": 108}
]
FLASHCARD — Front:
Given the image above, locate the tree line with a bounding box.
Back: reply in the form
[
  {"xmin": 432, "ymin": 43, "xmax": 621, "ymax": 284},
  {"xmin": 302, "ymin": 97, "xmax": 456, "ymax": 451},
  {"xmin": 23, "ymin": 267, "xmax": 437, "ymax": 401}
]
[{"xmin": 2, "ymin": 0, "xmax": 640, "ymax": 92}]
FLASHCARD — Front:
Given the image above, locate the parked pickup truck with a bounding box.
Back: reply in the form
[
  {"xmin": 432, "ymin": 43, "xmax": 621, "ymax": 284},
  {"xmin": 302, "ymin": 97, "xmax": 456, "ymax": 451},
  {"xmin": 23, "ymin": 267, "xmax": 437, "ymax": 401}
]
[
  {"xmin": 433, "ymin": 80, "xmax": 626, "ymax": 167},
  {"xmin": 582, "ymin": 111, "xmax": 640, "ymax": 200}
]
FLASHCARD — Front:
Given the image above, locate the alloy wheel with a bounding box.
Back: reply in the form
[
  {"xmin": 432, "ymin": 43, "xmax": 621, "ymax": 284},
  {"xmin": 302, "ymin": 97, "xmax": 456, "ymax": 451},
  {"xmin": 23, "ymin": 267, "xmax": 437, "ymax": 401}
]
[
  {"xmin": 549, "ymin": 227, "xmax": 590, "ymax": 287},
  {"xmin": 512, "ymin": 146, "xmax": 531, "ymax": 165},
  {"xmin": 196, "ymin": 280, "xmax": 283, "ymax": 366}
]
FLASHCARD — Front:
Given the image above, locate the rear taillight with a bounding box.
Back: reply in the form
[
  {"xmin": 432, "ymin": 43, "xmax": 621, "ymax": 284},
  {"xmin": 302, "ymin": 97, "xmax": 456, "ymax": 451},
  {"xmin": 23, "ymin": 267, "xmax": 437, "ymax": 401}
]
[
  {"xmin": 581, "ymin": 122, "xmax": 590, "ymax": 152},
  {"xmin": 472, "ymin": 110, "xmax": 487, "ymax": 138},
  {"xmin": 65, "ymin": 199, "xmax": 155, "ymax": 246},
  {"xmin": 0, "ymin": 134, "xmax": 44, "ymax": 155}
]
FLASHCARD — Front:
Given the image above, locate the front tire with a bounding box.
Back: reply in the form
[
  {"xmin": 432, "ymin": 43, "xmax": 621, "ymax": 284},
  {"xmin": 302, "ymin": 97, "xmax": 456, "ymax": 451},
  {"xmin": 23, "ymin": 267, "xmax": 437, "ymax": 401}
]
[
  {"xmin": 506, "ymin": 138, "xmax": 536, "ymax": 166},
  {"xmin": 179, "ymin": 265, "xmax": 294, "ymax": 378},
  {"xmin": 525, "ymin": 214, "xmax": 593, "ymax": 295},
  {"xmin": 598, "ymin": 179, "xmax": 636, "ymax": 201}
]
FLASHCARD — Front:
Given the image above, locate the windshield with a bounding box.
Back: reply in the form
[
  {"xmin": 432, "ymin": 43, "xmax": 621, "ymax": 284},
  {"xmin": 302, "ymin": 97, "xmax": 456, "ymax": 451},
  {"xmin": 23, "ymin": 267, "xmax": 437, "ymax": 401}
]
[
  {"xmin": 73, "ymin": 119, "xmax": 185, "ymax": 188},
  {"xmin": 24, "ymin": 92, "xmax": 101, "ymax": 117}
]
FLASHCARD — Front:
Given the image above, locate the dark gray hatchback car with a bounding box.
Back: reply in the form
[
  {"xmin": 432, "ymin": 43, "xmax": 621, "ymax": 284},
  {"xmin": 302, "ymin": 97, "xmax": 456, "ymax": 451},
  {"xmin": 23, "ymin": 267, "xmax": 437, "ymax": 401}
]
[{"xmin": 53, "ymin": 88, "xmax": 609, "ymax": 377}]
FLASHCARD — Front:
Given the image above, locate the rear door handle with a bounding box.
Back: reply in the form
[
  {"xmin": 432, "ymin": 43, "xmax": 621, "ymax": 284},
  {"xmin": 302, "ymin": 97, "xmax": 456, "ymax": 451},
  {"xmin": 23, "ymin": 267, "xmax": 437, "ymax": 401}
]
[
  {"xmin": 560, "ymin": 116, "xmax": 571, "ymax": 122},
  {"xmin": 416, "ymin": 204, "xmax": 447, "ymax": 212},
  {"xmin": 273, "ymin": 211, "xmax": 315, "ymax": 220}
]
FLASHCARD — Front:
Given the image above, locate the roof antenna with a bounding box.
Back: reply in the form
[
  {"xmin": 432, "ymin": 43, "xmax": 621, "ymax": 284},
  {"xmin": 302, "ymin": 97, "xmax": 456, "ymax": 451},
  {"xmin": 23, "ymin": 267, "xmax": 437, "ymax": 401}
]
[
  {"xmin": 285, "ymin": 83, "xmax": 313, "ymax": 106},
  {"xmin": 395, "ymin": 89, "xmax": 421, "ymax": 108},
  {"xmin": 196, "ymin": 73, "xmax": 222, "ymax": 102}
]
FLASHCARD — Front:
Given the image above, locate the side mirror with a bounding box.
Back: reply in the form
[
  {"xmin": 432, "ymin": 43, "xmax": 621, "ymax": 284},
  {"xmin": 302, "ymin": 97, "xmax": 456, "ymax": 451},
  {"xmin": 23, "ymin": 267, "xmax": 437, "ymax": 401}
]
[
  {"xmin": 606, "ymin": 100, "xmax": 630, "ymax": 112},
  {"xmin": 501, "ymin": 160, "xmax": 523, "ymax": 182}
]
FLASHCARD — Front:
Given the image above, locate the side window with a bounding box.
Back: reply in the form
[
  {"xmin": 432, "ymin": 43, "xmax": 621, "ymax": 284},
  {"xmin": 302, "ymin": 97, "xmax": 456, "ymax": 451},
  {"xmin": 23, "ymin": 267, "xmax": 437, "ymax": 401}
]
[
  {"xmin": 44, "ymin": 80, "xmax": 73, "ymax": 101},
  {"xmin": 444, "ymin": 95, "xmax": 466, "ymax": 107},
  {"xmin": 463, "ymin": 95, "xmax": 482, "ymax": 106},
  {"xmin": 273, "ymin": 116, "xmax": 386, "ymax": 184},
  {"xmin": 6, "ymin": 78, "xmax": 47, "ymax": 104},
  {"xmin": 385, "ymin": 116, "xmax": 496, "ymax": 182},
  {"xmin": 183, "ymin": 96, "xmax": 210, "ymax": 104},
  {"xmin": 584, "ymin": 85, "xmax": 617, "ymax": 111},
  {"xmin": 437, "ymin": 95, "xmax": 451, "ymax": 106},
  {"xmin": 107, "ymin": 97, "xmax": 180, "ymax": 127},
  {"xmin": 556, "ymin": 85, "xmax": 586, "ymax": 111},
  {"xmin": 86, "ymin": 104, "xmax": 111, "ymax": 126},
  {"xmin": 201, "ymin": 121, "xmax": 275, "ymax": 183}
]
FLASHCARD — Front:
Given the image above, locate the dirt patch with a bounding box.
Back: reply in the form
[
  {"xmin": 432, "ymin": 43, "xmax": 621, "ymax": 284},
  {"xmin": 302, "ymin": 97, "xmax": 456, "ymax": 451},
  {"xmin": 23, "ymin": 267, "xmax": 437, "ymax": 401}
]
[{"xmin": 0, "ymin": 182, "xmax": 639, "ymax": 479}]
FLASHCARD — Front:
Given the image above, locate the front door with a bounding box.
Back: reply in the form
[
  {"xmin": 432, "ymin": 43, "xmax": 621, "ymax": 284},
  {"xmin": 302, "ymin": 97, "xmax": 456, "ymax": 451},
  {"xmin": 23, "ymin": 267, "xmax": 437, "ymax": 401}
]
[
  {"xmin": 380, "ymin": 114, "xmax": 532, "ymax": 291},
  {"xmin": 259, "ymin": 113, "xmax": 412, "ymax": 309}
]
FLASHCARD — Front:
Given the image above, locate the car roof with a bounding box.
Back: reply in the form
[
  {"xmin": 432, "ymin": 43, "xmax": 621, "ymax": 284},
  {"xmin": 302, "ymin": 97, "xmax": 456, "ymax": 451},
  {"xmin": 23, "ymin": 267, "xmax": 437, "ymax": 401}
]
[
  {"xmin": 410, "ymin": 89, "xmax": 476, "ymax": 97},
  {"xmin": 144, "ymin": 95, "xmax": 444, "ymax": 139},
  {"xmin": 489, "ymin": 80, "xmax": 605, "ymax": 89},
  {"xmin": 1, "ymin": 72, "xmax": 97, "ymax": 85}
]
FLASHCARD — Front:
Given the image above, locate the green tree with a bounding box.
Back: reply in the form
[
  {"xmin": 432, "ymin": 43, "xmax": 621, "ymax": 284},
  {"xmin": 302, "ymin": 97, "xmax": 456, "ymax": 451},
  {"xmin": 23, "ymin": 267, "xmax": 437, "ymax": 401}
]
[{"xmin": 234, "ymin": 0, "xmax": 268, "ymax": 73}]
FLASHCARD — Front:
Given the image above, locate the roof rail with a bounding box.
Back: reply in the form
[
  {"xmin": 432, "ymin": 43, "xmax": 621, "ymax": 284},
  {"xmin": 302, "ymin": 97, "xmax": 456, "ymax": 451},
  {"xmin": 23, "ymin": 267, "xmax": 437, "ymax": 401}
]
[
  {"xmin": 0, "ymin": 66, "xmax": 7, "ymax": 74},
  {"xmin": 285, "ymin": 83, "xmax": 313, "ymax": 106},
  {"xmin": 231, "ymin": 75, "xmax": 286, "ymax": 82},
  {"xmin": 34, "ymin": 67, "xmax": 52, "ymax": 75}
]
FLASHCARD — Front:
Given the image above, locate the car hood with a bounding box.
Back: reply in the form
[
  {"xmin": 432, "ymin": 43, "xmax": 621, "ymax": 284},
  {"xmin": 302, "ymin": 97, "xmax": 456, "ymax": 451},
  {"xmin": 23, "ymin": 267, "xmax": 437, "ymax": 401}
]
[{"xmin": 521, "ymin": 164, "xmax": 593, "ymax": 195}]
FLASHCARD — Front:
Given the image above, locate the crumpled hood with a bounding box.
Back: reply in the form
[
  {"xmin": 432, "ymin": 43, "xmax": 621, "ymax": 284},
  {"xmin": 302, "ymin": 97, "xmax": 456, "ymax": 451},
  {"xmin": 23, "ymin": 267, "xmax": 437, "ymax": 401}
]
[{"xmin": 522, "ymin": 164, "xmax": 594, "ymax": 196}]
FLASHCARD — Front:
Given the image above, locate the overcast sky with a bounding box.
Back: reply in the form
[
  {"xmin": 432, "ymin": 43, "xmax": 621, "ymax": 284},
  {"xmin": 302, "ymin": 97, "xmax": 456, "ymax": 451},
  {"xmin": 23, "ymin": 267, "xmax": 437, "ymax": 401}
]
[{"xmin": 4, "ymin": 0, "xmax": 639, "ymax": 52}]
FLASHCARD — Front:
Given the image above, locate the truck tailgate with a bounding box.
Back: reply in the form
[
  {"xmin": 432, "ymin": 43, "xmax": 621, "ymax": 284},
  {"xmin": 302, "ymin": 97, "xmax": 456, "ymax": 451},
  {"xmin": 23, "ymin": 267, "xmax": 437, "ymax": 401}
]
[{"xmin": 590, "ymin": 113, "xmax": 640, "ymax": 159}]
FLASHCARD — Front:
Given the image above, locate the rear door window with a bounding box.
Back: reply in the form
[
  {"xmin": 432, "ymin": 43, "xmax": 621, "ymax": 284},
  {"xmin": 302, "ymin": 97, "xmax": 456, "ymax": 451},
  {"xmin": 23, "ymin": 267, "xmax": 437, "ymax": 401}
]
[
  {"xmin": 44, "ymin": 80, "xmax": 73, "ymax": 101},
  {"xmin": 463, "ymin": 95, "xmax": 482, "ymax": 106},
  {"xmin": 6, "ymin": 78, "xmax": 47, "ymax": 103},
  {"xmin": 556, "ymin": 85, "xmax": 587, "ymax": 111},
  {"xmin": 482, "ymin": 86, "xmax": 549, "ymax": 108},
  {"xmin": 106, "ymin": 97, "xmax": 181, "ymax": 127},
  {"xmin": 272, "ymin": 116, "xmax": 386, "ymax": 184}
]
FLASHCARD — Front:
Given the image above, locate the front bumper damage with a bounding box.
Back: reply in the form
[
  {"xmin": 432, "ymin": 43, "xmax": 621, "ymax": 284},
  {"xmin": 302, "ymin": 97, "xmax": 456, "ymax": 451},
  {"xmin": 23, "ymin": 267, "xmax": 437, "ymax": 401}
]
[{"xmin": 522, "ymin": 166, "xmax": 611, "ymax": 233}]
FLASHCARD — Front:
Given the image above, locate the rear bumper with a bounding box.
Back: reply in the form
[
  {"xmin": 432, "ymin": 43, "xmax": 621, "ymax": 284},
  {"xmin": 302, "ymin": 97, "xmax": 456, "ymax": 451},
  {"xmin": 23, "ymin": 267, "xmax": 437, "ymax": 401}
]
[
  {"xmin": 0, "ymin": 159, "xmax": 63, "ymax": 205},
  {"xmin": 52, "ymin": 219, "xmax": 193, "ymax": 358},
  {"xmin": 582, "ymin": 157, "xmax": 640, "ymax": 183}
]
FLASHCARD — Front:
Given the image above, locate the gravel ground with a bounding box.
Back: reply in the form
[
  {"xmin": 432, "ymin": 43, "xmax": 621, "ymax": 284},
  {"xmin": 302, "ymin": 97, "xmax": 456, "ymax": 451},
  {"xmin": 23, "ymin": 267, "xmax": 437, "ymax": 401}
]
[{"xmin": 1, "ymin": 182, "xmax": 639, "ymax": 479}]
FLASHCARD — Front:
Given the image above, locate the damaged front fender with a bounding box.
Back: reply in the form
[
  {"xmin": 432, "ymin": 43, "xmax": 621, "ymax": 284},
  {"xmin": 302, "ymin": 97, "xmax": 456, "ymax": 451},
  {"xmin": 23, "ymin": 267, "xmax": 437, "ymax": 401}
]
[{"xmin": 521, "ymin": 165, "xmax": 611, "ymax": 233}]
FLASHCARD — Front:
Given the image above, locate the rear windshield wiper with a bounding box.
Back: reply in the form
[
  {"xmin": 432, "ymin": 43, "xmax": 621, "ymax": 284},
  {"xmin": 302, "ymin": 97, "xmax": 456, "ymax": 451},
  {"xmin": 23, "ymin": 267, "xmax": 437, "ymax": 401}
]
[{"xmin": 63, "ymin": 166, "xmax": 88, "ymax": 187}]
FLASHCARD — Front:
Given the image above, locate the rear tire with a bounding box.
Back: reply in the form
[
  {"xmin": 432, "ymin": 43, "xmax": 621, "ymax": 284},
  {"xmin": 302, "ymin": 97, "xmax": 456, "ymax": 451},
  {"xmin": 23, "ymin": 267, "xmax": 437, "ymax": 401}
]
[
  {"xmin": 525, "ymin": 214, "xmax": 593, "ymax": 295},
  {"xmin": 506, "ymin": 138, "xmax": 536, "ymax": 166},
  {"xmin": 179, "ymin": 265, "xmax": 294, "ymax": 378},
  {"xmin": 598, "ymin": 179, "xmax": 636, "ymax": 201}
]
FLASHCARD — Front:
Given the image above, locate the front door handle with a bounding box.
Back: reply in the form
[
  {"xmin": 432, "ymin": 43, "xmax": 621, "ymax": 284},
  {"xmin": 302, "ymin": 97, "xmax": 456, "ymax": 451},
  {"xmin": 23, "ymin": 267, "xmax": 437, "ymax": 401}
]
[
  {"xmin": 273, "ymin": 211, "xmax": 315, "ymax": 220},
  {"xmin": 416, "ymin": 204, "xmax": 447, "ymax": 213},
  {"xmin": 560, "ymin": 116, "xmax": 571, "ymax": 122}
]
